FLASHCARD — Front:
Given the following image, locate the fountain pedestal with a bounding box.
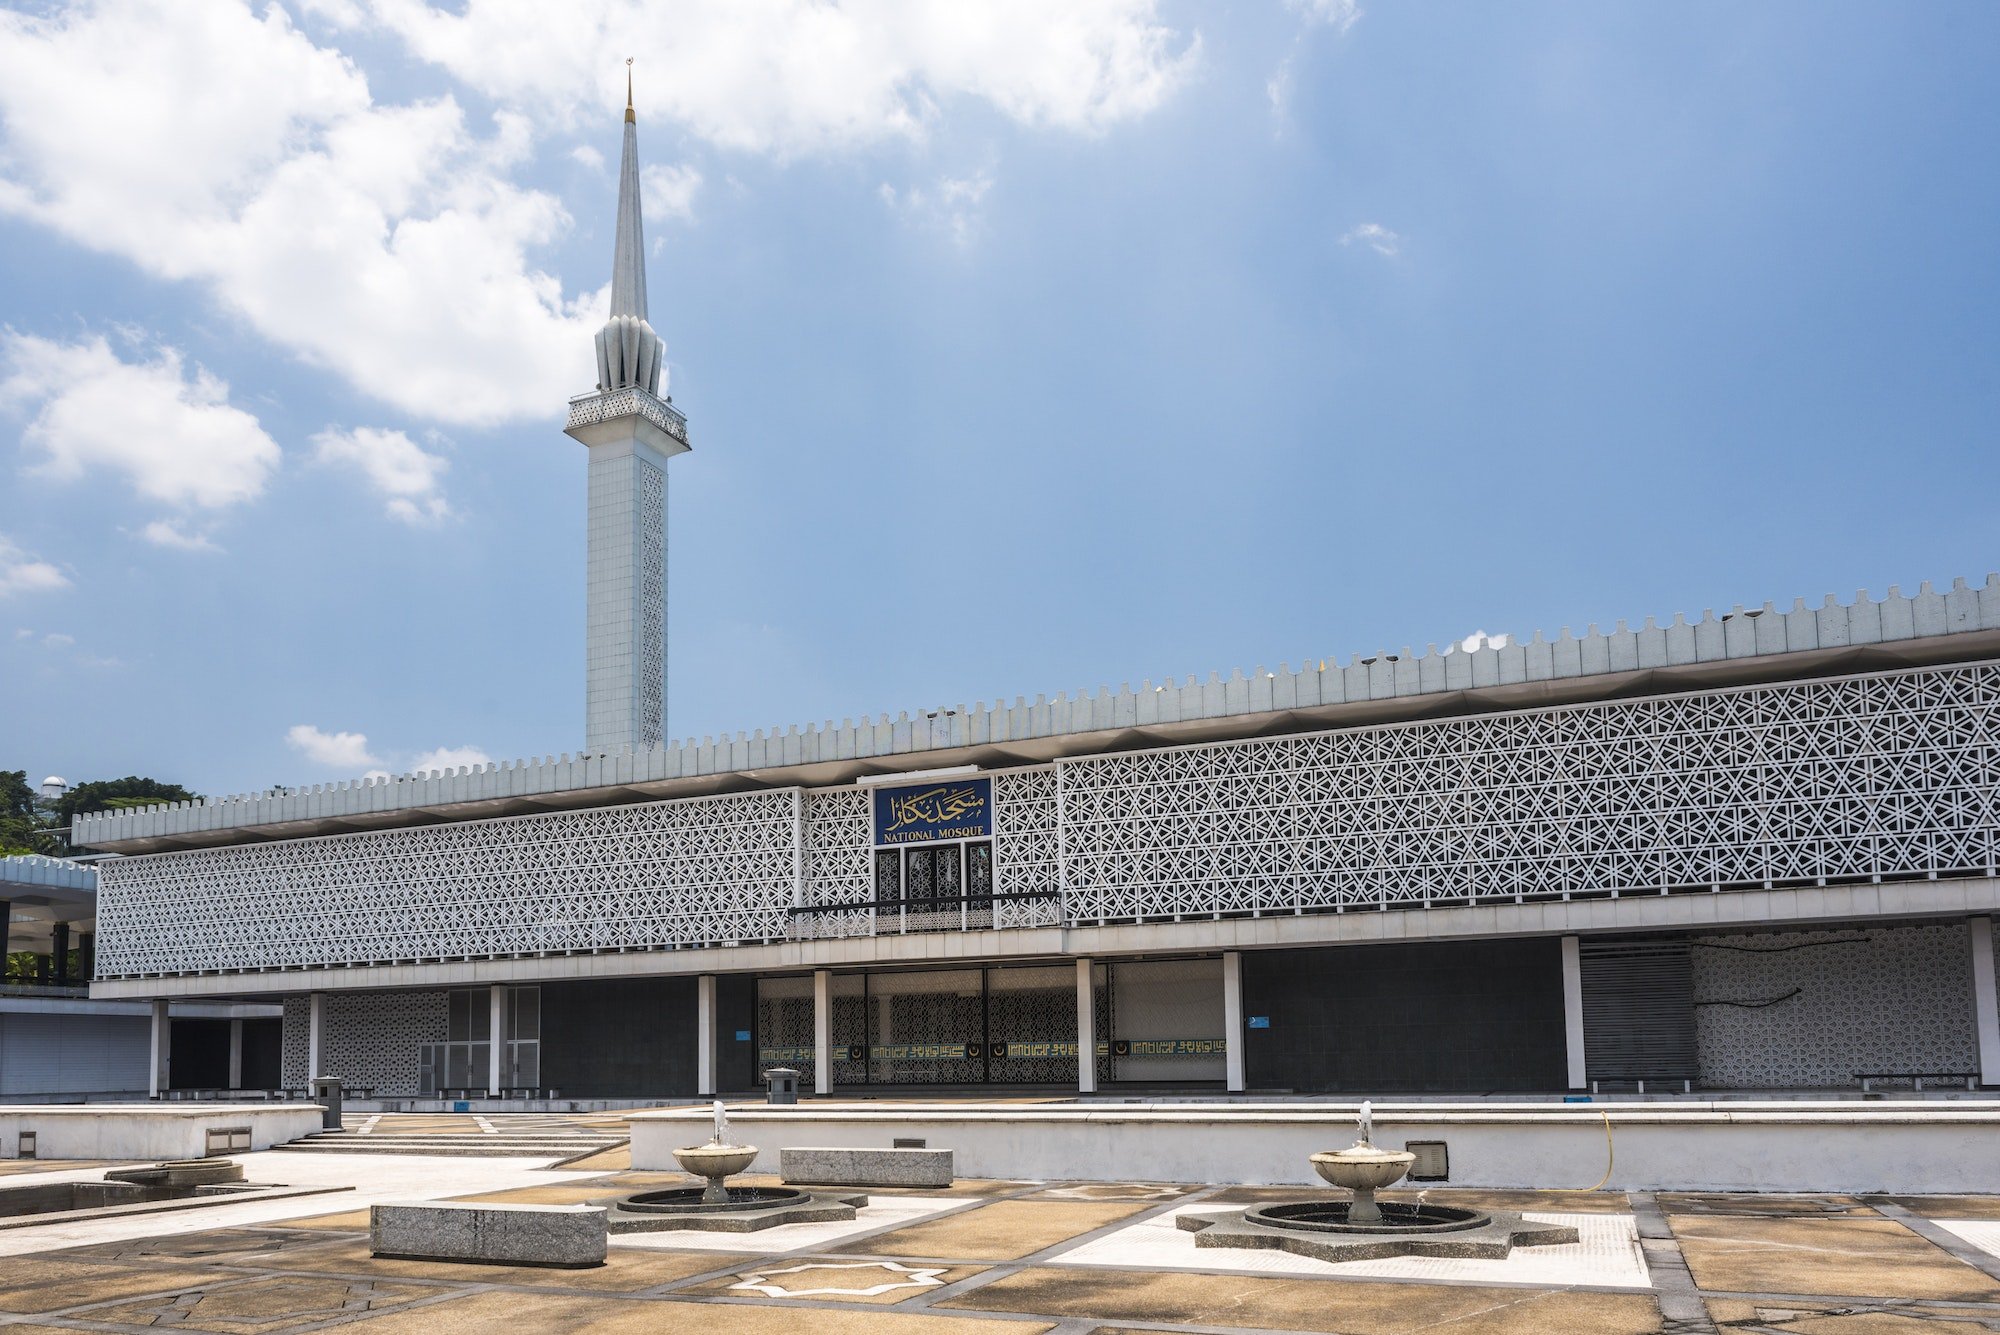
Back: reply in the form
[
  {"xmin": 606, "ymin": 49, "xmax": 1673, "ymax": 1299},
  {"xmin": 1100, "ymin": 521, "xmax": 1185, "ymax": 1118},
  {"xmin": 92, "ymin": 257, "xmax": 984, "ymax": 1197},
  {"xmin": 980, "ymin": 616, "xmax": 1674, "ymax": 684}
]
[
  {"xmin": 1309, "ymin": 1142, "xmax": 1416, "ymax": 1226},
  {"xmin": 672, "ymin": 1143, "xmax": 758, "ymax": 1205},
  {"xmin": 608, "ymin": 1103, "xmax": 866, "ymax": 1235}
]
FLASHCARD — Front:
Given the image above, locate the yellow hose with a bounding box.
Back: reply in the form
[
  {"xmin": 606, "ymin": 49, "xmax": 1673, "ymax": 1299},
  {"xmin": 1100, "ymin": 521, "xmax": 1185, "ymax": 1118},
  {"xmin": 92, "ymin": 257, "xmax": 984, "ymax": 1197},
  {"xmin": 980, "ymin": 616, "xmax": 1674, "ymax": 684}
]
[{"xmin": 1546, "ymin": 1110, "xmax": 1616, "ymax": 1193}]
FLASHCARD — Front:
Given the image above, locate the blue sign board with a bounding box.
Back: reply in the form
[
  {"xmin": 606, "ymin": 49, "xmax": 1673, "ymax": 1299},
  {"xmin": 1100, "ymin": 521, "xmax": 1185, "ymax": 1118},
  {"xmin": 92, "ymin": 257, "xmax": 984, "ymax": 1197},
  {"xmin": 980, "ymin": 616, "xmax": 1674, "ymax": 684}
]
[
  {"xmin": 735, "ymin": 1030, "xmax": 752, "ymax": 1042},
  {"xmin": 872, "ymin": 777, "xmax": 992, "ymax": 845},
  {"xmin": 1247, "ymin": 1016, "xmax": 1271, "ymax": 1029}
]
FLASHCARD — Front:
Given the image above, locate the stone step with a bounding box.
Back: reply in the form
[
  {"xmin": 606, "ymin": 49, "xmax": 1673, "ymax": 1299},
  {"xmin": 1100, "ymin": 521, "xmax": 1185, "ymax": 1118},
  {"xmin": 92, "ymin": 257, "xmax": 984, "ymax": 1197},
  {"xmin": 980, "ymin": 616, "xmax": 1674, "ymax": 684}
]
[
  {"xmin": 275, "ymin": 1132, "xmax": 625, "ymax": 1159},
  {"xmin": 274, "ymin": 1140, "xmax": 621, "ymax": 1158}
]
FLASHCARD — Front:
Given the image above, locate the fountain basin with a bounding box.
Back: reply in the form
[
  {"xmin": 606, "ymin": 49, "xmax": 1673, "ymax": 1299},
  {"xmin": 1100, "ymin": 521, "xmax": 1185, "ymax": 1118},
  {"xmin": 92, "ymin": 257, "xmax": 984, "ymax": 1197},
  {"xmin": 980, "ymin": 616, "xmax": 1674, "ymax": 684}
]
[
  {"xmin": 607, "ymin": 1188, "xmax": 867, "ymax": 1234},
  {"xmin": 1249, "ymin": 1200, "xmax": 1489, "ymax": 1234},
  {"xmin": 1309, "ymin": 1146, "xmax": 1415, "ymax": 1192},
  {"xmin": 1180, "ymin": 1204, "xmax": 1579, "ymax": 1262},
  {"xmin": 621, "ymin": 1186, "xmax": 811, "ymax": 1214},
  {"xmin": 672, "ymin": 1144, "xmax": 758, "ymax": 1180}
]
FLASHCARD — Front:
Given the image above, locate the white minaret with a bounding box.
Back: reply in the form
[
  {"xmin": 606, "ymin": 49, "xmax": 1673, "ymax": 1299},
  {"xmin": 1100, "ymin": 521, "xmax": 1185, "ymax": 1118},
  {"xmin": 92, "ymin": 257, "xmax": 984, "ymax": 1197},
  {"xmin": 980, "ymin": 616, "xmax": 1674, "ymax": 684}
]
[{"xmin": 565, "ymin": 66, "xmax": 689, "ymax": 754}]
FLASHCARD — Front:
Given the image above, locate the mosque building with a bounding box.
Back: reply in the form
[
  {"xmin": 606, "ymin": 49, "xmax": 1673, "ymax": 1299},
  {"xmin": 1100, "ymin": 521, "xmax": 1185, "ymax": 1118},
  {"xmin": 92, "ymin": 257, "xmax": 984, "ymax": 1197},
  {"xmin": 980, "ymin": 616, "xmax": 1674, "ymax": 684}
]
[{"xmin": 73, "ymin": 91, "xmax": 2000, "ymax": 1104}]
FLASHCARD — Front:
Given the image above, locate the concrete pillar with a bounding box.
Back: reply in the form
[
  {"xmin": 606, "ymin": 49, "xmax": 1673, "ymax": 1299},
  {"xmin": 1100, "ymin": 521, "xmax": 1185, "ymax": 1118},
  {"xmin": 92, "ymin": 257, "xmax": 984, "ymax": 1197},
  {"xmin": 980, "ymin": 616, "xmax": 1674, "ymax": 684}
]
[
  {"xmin": 228, "ymin": 1018, "xmax": 245, "ymax": 1090},
  {"xmin": 307, "ymin": 992, "xmax": 327, "ymax": 1082},
  {"xmin": 148, "ymin": 999, "xmax": 170, "ymax": 1097},
  {"xmin": 813, "ymin": 969, "xmax": 832, "ymax": 1096},
  {"xmin": 0, "ymin": 900, "xmax": 9, "ymax": 968},
  {"xmin": 51, "ymin": 922, "xmax": 69, "ymax": 987},
  {"xmin": 489, "ymin": 984, "xmax": 507, "ymax": 1096},
  {"xmin": 1222, "ymin": 950, "xmax": 1246, "ymax": 1093},
  {"xmin": 1971, "ymin": 917, "xmax": 2000, "ymax": 1089},
  {"xmin": 1561, "ymin": 935, "xmax": 1587, "ymax": 1090},
  {"xmin": 1075, "ymin": 958, "xmax": 1097, "ymax": 1095},
  {"xmin": 697, "ymin": 974, "xmax": 717, "ymax": 1097}
]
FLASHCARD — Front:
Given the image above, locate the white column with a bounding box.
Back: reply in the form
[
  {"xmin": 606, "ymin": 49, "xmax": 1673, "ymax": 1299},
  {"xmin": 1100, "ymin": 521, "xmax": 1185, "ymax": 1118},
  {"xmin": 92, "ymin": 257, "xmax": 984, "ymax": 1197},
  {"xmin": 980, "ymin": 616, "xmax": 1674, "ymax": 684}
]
[
  {"xmin": 148, "ymin": 999, "xmax": 170, "ymax": 1097},
  {"xmin": 1971, "ymin": 917, "xmax": 2000, "ymax": 1088},
  {"xmin": 489, "ymin": 984, "xmax": 507, "ymax": 1096},
  {"xmin": 1075, "ymin": 958, "xmax": 1097, "ymax": 1095},
  {"xmin": 1561, "ymin": 935, "xmax": 1587, "ymax": 1090},
  {"xmin": 1222, "ymin": 951, "xmax": 1246, "ymax": 1093},
  {"xmin": 307, "ymin": 992, "xmax": 326, "ymax": 1083},
  {"xmin": 227, "ymin": 1018, "xmax": 244, "ymax": 1090},
  {"xmin": 697, "ymin": 974, "xmax": 718, "ymax": 1096},
  {"xmin": 813, "ymin": 969, "xmax": 832, "ymax": 1096}
]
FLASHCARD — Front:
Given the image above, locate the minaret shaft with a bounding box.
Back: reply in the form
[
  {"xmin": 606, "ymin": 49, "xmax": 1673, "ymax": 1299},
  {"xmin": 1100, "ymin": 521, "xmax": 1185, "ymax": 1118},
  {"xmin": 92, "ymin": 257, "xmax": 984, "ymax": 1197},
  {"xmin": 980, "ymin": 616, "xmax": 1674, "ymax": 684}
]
[{"xmin": 584, "ymin": 437, "xmax": 671, "ymax": 752}]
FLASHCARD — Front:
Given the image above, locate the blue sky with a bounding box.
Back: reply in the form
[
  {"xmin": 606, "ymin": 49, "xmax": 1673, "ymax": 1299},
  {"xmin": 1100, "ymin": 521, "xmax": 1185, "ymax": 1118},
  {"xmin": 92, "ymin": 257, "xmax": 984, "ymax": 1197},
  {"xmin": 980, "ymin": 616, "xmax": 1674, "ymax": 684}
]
[{"xmin": 1, "ymin": 0, "xmax": 1995, "ymax": 798}]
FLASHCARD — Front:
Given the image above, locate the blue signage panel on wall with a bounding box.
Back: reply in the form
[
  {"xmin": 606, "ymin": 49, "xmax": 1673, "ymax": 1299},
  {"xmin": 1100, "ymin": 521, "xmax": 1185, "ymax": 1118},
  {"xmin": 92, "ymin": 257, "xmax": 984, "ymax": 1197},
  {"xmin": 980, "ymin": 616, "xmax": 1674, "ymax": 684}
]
[{"xmin": 872, "ymin": 777, "xmax": 992, "ymax": 845}]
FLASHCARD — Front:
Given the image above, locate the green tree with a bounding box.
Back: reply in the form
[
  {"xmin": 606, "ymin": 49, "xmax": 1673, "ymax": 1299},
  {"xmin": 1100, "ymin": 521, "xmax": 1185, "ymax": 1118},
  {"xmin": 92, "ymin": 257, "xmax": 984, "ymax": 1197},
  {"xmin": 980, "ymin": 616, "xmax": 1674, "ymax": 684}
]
[
  {"xmin": 0, "ymin": 770, "xmax": 49, "ymax": 856},
  {"xmin": 50, "ymin": 776, "xmax": 198, "ymax": 853}
]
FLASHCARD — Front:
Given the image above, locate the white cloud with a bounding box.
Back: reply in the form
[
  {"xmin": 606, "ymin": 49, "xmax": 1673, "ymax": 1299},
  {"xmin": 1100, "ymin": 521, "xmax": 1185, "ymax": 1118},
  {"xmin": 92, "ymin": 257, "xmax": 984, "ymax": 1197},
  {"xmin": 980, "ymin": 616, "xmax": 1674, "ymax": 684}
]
[
  {"xmin": 1287, "ymin": 0, "xmax": 1362, "ymax": 33},
  {"xmin": 286, "ymin": 723, "xmax": 380, "ymax": 768},
  {"xmin": 409, "ymin": 744, "xmax": 493, "ymax": 774},
  {"xmin": 1, "ymin": 332, "xmax": 280, "ymax": 509},
  {"xmin": 1340, "ymin": 222, "xmax": 1401, "ymax": 257},
  {"xmin": 0, "ymin": 535, "xmax": 68, "ymax": 598},
  {"xmin": 312, "ymin": 426, "xmax": 452, "ymax": 524},
  {"xmin": 1456, "ymin": 629, "xmax": 1511, "ymax": 653},
  {"xmin": 0, "ymin": 0, "xmax": 599, "ymax": 428},
  {"xmin": 137, "ymin": 518, "xmax": 224, "ymax": 552},
  {"xmin": 310, "ymin": 1, "xmax": 1200, "ymax": 154},
  {"xmin": 641, "ymin": 163, "xmax": 702, "ymax": 222},
  {"xmin": 0, "ymin": 1, "xmax": 1198, "ymax": 430},
  {"xmin": 41, "ymin": 632, "xmax": 74, "ymax": 649},
  {"xmin": 881, "ymin": 171, "xmax": 994, "ymax": 247}
]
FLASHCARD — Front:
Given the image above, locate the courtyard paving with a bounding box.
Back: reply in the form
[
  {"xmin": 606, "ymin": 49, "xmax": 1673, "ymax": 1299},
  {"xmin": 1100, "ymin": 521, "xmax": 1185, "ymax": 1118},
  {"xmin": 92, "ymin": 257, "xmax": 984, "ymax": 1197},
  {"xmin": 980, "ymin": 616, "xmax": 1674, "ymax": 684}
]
[{"xmin": 1, "ymin": 1114, "xmax": 1999, "ymax": 1332}]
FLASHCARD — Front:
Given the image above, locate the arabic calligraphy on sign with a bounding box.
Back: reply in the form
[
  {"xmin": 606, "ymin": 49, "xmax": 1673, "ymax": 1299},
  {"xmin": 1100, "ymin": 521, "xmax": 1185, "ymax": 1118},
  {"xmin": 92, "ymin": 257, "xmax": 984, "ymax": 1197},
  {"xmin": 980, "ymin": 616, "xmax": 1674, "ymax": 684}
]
[{"xmin": 872, "ymin": 777, "xmax": 993, "ymax": 845}]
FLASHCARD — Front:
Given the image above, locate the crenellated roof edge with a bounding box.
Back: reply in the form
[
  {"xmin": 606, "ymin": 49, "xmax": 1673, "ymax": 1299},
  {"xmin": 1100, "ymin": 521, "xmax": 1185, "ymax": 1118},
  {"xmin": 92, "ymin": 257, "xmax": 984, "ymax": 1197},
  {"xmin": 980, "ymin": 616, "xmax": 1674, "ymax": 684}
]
[{"xmin": 71, "ymin": 573, "xmax": 2000, "ymax": 851}]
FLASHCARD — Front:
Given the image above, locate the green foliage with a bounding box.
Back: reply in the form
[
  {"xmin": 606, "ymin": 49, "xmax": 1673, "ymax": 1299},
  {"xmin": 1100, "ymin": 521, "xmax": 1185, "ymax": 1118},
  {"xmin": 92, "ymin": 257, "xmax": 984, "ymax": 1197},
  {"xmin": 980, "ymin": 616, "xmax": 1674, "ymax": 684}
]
[
  {"xmin": 0, "ymin": 769, "xmax": 51, "ymax": 855},
  {"xmin": 0, "ymin": 770, "xmax": 200, "ymax": 856},
  {"xmin": 54, "ymin": 776, "xmax": 198, "ymax": 826}
]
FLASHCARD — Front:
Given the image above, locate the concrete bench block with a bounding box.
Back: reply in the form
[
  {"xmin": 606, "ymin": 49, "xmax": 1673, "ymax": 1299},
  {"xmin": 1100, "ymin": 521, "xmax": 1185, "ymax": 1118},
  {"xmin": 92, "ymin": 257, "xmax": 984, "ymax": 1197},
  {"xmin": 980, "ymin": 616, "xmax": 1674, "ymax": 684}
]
[
  {"xmin": 370, "ymin": 1201, "xmax": 606, "ymax": 1268},
  {"xmin": 780, "ymin": 1146, "xmax": 954, "ymax": 1188}
]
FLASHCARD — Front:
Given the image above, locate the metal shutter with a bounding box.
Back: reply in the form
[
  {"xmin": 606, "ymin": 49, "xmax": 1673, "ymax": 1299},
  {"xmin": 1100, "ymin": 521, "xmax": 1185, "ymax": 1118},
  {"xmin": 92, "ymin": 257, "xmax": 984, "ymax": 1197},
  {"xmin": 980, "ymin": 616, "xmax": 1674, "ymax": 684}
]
[{"xmin": 1580, "ymin": 940, "xmax": 1697, "ymax": 1082}]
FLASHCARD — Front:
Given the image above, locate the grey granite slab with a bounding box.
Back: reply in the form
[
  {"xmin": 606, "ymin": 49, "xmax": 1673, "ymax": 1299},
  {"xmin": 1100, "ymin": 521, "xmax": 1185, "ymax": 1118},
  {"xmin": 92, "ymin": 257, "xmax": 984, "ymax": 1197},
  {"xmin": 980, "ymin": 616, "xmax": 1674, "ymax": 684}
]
[
  {"xmin": 780, "ymin": 1146, "xmax": 954, "ymax": 1188},
  {"xmin": 370, "ymin": 1201, "xmax": 606, "ymax": 1268}
]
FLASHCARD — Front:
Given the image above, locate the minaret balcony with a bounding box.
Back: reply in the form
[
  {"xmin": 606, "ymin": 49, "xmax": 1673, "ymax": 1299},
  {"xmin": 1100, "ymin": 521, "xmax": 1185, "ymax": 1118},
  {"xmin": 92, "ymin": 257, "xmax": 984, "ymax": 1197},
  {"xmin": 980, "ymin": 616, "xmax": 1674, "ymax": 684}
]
[{"xmin": 565, "ymin": 383, "xmax": 690, "ymax": 453}]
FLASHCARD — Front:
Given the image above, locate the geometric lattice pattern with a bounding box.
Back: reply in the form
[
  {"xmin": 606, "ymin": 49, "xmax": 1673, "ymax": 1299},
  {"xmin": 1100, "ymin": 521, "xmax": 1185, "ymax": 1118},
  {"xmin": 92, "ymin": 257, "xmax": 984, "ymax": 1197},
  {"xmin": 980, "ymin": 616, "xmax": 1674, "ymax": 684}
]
[
  {"xmin": 1060, "ymin": 663, "xmax": 2000, "ymax": 923},
  {"xmin": 636, "ymin": 459, "xmax": 667, "ymax": 750},
  {"xmin": 993, "ymin": 765, "xmax": 1063, "ymax": 930},
  {"xmin": 280, "ymin": 991, "xmax": 447, "ymax": 1094},
  {"xmin": 94, "ymin": 662, "xmax": 2000, "ymax": 978},
  {"xmin": 794, "ymin": 787, "xmax": 872, "ymax": 941},
  {"xmin": 96, "ymin": 790, "xmax": 800, "ymax": 978},
  {"xmin": 1690, "ymin": 923, "xmax": 1979, "ymax": 1089}
]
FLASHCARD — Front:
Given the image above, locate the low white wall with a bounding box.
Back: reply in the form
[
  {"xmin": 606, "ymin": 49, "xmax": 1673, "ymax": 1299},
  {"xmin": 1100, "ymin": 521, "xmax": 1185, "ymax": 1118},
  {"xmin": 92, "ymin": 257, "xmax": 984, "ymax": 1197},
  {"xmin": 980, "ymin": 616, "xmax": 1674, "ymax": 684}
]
[
  {"xmin": 631, "ymin": 1101, "xmax": 2000, "ymax": 1195},
  {"xmin": 0, "ymin": 1104, "xmax": 324, "ymax": 1161}
]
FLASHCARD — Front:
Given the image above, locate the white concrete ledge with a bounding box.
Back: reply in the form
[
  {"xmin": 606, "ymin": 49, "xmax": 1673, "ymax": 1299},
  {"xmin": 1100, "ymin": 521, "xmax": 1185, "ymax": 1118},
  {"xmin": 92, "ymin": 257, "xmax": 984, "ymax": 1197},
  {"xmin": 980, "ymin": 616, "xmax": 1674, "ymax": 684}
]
[
  {"xmin": 632, "ymin": 1101, "xmax": 2000, "ymax": 1194},
  {"xmin": 0, "ymin": 1104, "xmax": 324, "ymax": 1161}
]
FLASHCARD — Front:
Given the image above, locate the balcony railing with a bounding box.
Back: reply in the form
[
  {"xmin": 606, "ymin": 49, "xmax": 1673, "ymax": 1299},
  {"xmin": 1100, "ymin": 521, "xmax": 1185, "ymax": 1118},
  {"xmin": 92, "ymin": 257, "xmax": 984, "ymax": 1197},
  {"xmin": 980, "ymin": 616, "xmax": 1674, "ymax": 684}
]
[{"xmin": 788, "ymin": 892, "xmax": 1060, "ymax": 941}]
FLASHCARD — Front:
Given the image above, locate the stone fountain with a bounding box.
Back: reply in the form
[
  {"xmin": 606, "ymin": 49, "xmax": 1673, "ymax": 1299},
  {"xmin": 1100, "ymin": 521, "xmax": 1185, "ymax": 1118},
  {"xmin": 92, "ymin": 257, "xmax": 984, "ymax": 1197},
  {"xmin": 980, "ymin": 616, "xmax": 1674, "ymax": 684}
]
[
  {"xmin": 1178, "ymin": 1102, "xmax": 1580, "ymax": 1262},
  {"xmin": 608, "ymin": 1102, "xmax": 866, "ymax": 1234}
]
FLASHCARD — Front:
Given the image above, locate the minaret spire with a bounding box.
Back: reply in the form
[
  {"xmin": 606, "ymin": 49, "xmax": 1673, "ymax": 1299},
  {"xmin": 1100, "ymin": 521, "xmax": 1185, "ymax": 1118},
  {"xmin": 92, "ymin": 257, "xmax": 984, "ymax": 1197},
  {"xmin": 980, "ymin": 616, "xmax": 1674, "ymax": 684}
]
[{"xmin": 596, "ymin": 57, "xmax": 661, "ymax": 392}]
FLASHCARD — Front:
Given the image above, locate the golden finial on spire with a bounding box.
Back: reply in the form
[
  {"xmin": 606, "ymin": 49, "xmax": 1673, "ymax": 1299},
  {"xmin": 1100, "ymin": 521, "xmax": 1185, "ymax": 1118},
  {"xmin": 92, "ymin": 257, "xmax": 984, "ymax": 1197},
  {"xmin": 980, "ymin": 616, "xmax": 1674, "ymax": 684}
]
[{"xmin": 625, "ymin": 58, "xmax": 635, "ymax": 123}]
